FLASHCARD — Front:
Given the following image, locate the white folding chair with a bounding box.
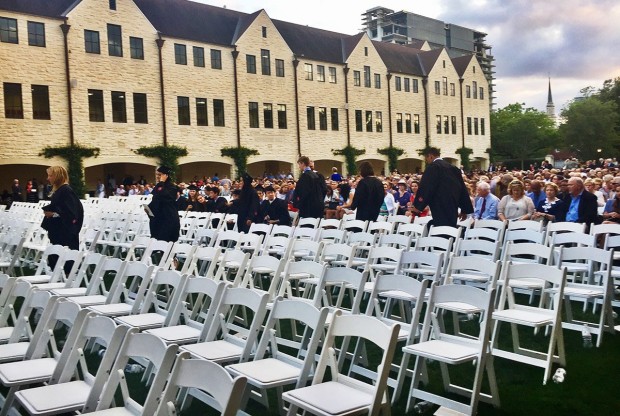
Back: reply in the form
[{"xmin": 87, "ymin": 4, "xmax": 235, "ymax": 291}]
[
  {"xmin": 213, "ymin": 249, "xmax": 250, "ymax": 287},
  {"xmin": 545, "ymin": 221, "xmax": 587, "ymax": 245},
  {"xmin": 283, "ymin": 313, "xmax": 399, "ymax": 416},
  {"xmin": 182, "ymin": 246, "xmax": 220, "ymax": 278},
  {"xmin": 491, "ymin": 263, "xmax": 567, "ymax": 384},
  {"xmin": 403, "ymin": 284, "xmax": 500, "ymax": 415}
]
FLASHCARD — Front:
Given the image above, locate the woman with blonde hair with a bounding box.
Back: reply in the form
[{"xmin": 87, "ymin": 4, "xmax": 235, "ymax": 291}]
[
  {"xmin": 498, "ymin": 179, "xmax": 535, "ymax": 221},
  {"xmin": 41, "ymin": 165, "xmax": 84, "ymax": 252}
]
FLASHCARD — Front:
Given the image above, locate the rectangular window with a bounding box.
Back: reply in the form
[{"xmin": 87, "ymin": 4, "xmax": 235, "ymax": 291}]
[
  {"xmin": 0, "ymin": 17, "xmax": 18, "ymax": 44},
  {"xmin": 450, "ymin": 83, "xmax": 455, "ymax": 96},
  {"xmin": 264, "ymin": 103, "xmax": 273, "ymax": 128},
  {"xmin": 213, "ymin": 99, "xmax": 225, "ymax": 126},
  {"xmin": 374, "ymin": 73, "xmax": 381, "ymax": 89},
  {"xmin": 174, "ymin": 43, "xmax": 186, "ymax": 65},
  {"xmin": 129, "ymin": 37, "xmax": 143, "ymax": 59},
  {"xmin": 481, "ymin": 118, "xmax": 485, "ymax": 135},
  {"xmin": 196, "ymin": 98, "xmax": 208, "ymax": 126},
  {"xmin": 109, "ymin": 0, "xmax": 117, "ymax": 10},
  {"xmin": 405, "ymin": 113, "xmax": 412, "ymax": 133},
  {"xmin": 111, "ymin": 91, "xmax": 127, "ymax": 123},
  {"xmin": 443, "ymin": 115, "xmax": 449, "ymax": 134},
  {"xmin": 331, "ymin": 108, "xmax": 339, "ymax": 131},
  {"xmin": 355, "ymin": 110, "xmax": 363, "ymax": 132},
  {"xmin": 436, "ymin": 115, "xmax": 442, "ymax": 134},
  {"xmin": 107, "ymin": 24, "xmax": 122, "ymax": 57},
  {"xmin": 414, "ymin": 114, "xmax": 420, "ymax": 133},
  {"xmin": 413, "ymin": 79, "xmax": 419, "ymax": 93},
  {"xmin": 365, "ymin": 110, "xmax": 373, "ymax": 132},
  {"xmin": 27, "ymin": 21, "xmax": 45, "ymax": 47},
  {"xmin": 353, "ymin": 70, "xmax": 361, "ymax": 86},
  {"xmin": 451, "ymin": 116, "xmax": 457, "ymax": 134},
  {"xmin": 248, "ymin": 102, "xmax": 259, "ymax": 128},
  {"xmin": 84, "ymin": 30, "xmax": 100, "ymax": 54},
  {"xmin": 364, "ymin": 66, "xmax": 371, "ymax": 88},
  {"xmin": 404, "ymin": 78, "xmax": 410, "ymax": 92},
  {"xmin": 474, "ymin": 117, "xmax": 479, "ymax": 135},
  {"xmin": 395, "ymin": 76, "xmax": 401, "ymax": 91},
  {"xmin": 278, "ymin": 104, "xmax": 287, "ymax": 129},
  {"xmin": 177, "ymin": 96, "xmax": 190, "ymax": 125},
  {"xmin": 3, "ymin": 83, "xmax": 23, "ymax": 119},
  {"xmin": 396, "ymin": 113, "xmax": 403, "ymax": 133},
  {"xmin": 275, "ymin": 59, "xmax": 284, "ymax": 77},
  {"xmin": 479, "ymin": 87, "xmax": 484, "ymax": 100},
  {"xmin": 88, "ymin": 89, "xmax": 104, "ymax": 122},
  {"xmin": 467, "ymin": 117, "xmax": 472, "ymax": 135},
  {"xmin": 329, "ymin": 67, "xmax": 337, "ymax": 83},
  {"xmin": 193, "ymin": 46, "xmax": 205, "ymax": 67},
  {"xmin": 262, "ymin": 26, "xmax": 267, "ymax": 38},
  {"xmin": 31, "ymin": 84, "xmax": 50, "ymax": 120},
  {"xmin": 375, "ymin": 111, "xmax": 383, "ymax": 132},
  {"xmin": 442, "ymin": 77, "xmax": 448, "ymax": 95},
  {"xmin": 473, "ymin": 81, "xmax": 478, "ymax": 99},
  {"xmin": 318, "ymin": 107, "xmax": 328, "ymax": 130},
  {"xmin": 211, "ymin": 49, "xmax": 222, "ymax": 69},
  {"xmin": 317, "ymin": 65, "xmax": 325, "ymax": 82},
  {"xmin": 307, "ymin": 106, "xmax": 315, "ymax": 130},
  {"xmin": 466, "ymin": 85, "xmax": 471, "ymax": 98},
  {"xmin": 434, "ymin": 81, "xmax": 440, "ymax": 95},
  {"xmin": 133, "ymin": 93, "xmax": 148, "ymax": 124},
  {"xmin": 260, "ymin": 49, "xmax": 270, "ymax": 75},
  {"xmin": 246, "ymin": 54, "xmax": 256, "ymax": 73},
  {"xmin": 304, "ymin": 63, "xmax": 313, "ymax": 80}
]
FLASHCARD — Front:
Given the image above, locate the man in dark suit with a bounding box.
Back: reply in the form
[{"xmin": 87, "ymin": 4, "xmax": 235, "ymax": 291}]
[
  {"xmin": 262, "ymin": 186, "xmax": 291, "ymax": 226},
  {"xmin": 350, "ymin": 161, "xmax": 384, "ymax": 222},
  {"xmin": 411, "ymin": 147, "xmax": 473, "ymax": 227},
  {"xmin": 564, "ymin": 177, "xmax": 599, "ymax": 230},
  {"xmin": 293, "ymin": 156, "xmax": 324, "ymax": 219}
]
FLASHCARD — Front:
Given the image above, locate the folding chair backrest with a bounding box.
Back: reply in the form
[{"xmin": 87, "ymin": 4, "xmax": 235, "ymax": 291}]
[
  {"xmin": 315, "ymin": 268, "xmax": 367, "ymax": 314},
  {"xmin": 278, "ymin": 260, "xmax": 327, "ymax": 298},
  {"xmin": 546, "ymin": 221, "xmax": 587, "ymax": 244},
  {"xmin": 502, "ymin": 242, "xmax": 555, "ymax": 265},
  {"xmin": 26, "ymin": 298, "xmax": 83, "ymax": 360},
  {"xmin": 168, "ymin": 278, "xmax": 227, "ymax": 332},
  {"xmin": 271, "ymin": 225, "xmax": 293, "ymax": 237},
  {"xmin": 106, "ymin": 261, "xmax": 155, "ymax": 308},
  {"xmin": 367, "ymin": 221, "xmax": 395, "ymax": 235},
  {"xmin": 68, "ymin": 251, "xmax": 105, "ymax": 290},
  {"xmin": 378, "ymin": 233, "xmax": 413, "ymax": 250},
  {"xmin": 445, "ymin": 256, "xmax": 502, "ymax": 289},
  {"xmin": 318, "ymin": 228, "xmax": 346, "ymax": 244},
  {"xmin": 183, "ymin": 246, "xmax": 220, "ymax": 277},
  {"xmin": 428, "ymin": 225, "xmax": 462, "ymax": 241},
  {"xmin": 507, "ymin": 219, "xmax": 543, "ymax": 232},
  {"xmin": 298, "ymin": 217, "xmax": 320, "ymax": 228},
  {"xmin": 551, "ymin": 231, "xmax": 596, "ymax": 249},
  {"xmin": 456, "ymin": 238, "xmax": 500, "ymax": 261},
  {"xmin": 138, "ymin": 270, "xmax": 187, "ymax": 318},
  {"xmin": 85, "ymin": 256, "xmax": 126, "ymax": 297},
  {"xmin": 503, "ymin": 228, "xmax": 544, "ymax": 246},
  {"xmin": 464, "ymin": 226, "xmax": 502, "ymax": 243},
  {"xmin": 142, "ymin": 239, "xmax": 174, "ymax": 267},
  {"xmin": 289, "ymin": 239, "xmax": 323, "ymax": 262},
  {"xmin": 342, "ymin": 219, "xmax": 368, "ymax": 233}
]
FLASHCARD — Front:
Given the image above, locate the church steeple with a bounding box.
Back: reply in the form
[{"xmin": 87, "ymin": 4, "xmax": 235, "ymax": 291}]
[{"xmin": 546, "ymin": 77, "xmax": 556, "ymax": 124}]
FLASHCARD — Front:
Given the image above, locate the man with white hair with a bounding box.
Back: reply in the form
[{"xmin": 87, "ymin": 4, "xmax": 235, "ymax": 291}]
[
  {"xmin": 563, "ymin": 177, "xmax": 599, "ymax": 229},
  {"xmin": 473, "ymin": 181, "xmax": 499, "ymax": 220}
]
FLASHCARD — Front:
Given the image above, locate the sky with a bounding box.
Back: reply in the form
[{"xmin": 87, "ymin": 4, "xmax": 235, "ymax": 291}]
[{"xmin": 192, "ymin": 0, "xmax": 620, "ymax": 113}]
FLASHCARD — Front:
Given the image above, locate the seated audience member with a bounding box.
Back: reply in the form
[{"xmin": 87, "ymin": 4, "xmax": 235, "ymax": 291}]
[
  {"xmin": 262, "ymin": 185, "xmax": 291, "ymax": 226},
  {"xmin": 498, "ymin": 180, "xmax": 535, "ymax": 221},
  {"xmin": 532, "ymin": 182, "xmax": 565, "ymax": 223},
  {"xmin": 473, "ymin": 181, "xmax": 500, "ymax": 220},
  {"xmin": 602, "ymin": 177, "xmax": 620, "ymax": 224},
  {"xmin": 563, "ymin": 177, "xmax": 599, "ymax": 228},
  {"xmin": 526, "ymin": 180, "xmax": 547, "ymax": 208}
]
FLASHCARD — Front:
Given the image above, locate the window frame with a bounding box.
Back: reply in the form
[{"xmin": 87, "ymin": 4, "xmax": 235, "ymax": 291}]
[
  {"xmin": 451, "ymin": 116, "xmax": 457, "ymax": 134},
  {"xmin": 177, "ymin": 96, "xmax": 190, "ymax": 125},
  {"xmin": 277, "ymin": 104, "xmax": 287, "ymax": 129},
  {"xmin": 355, "ymin": 110, "xmax": 363, "ymax": 132},
  {"xmin": 111, "ymin": 91, "xmax": 127, "ymax": 123},
  {"xmin": 434, "ymin": 80, "xmax": 441, "ymax": 95},
  {"xmin": 353, "ymin": 70, "xmax": 361, "ymax": 87},
  {"xmin": 395, "ymin": 76, "xmax": 401, "ymax": 91},
  {"xmin": 174, "ymin": 43, "xmax": 187, "ymax": 65},
  {"xmin": 248, "ymin": 101, "xmax": 259, "ymax": 128},
  {"xmin": 246, "ymin": 54, "xmax": 256, "ymax": 74},
  {"xmin": 193, "ymin": 46, "xmax": 205, "ymax": 67},
  {"xmin": 436, "ymin": 115, "xmax": 442, "ymax": 134},
  {"xmin": 275, "ymin": 59, "xmax": 285, "ymax": 77},
  {"xmin": 328, "ymin": 67, "xmax": 337, "ymax": 83},
  {"xmin": 27, "ymin": 21, "xmax": 45, "ymax": 47},
  {"xmin": 317, "ymin": 65, "xmax": 325, "ymax": 82},
  {"xmin": 129, "ymin": 36, "xmax": 144, "ymax": 60},
  {"xmin": 331, "ymin": 108, "xmax": 339, "ymax": 131},
  {"xmin": 405, "ymin": 113, "xmax": 412, "ymax": 133},
  {"xmin": 84, "ymin": 29, "xmax": 100, "ymax": 54},
  {"xmin": 404, "ymin": 78, "xmax": 410, "ymax": 92},
  {"xmin": 107, "ymin": 24, "xmax": 123, "ymax": 57},
  {"xmin": 396, "ymin": 113, "xmax": 403, "ymax": 133},
  {"xmin": 213, "ymin": 99, "xmax": 225, "ymax": 126},
  {"xmin": 196, "ymin": 97, "xmax": 208, "ymax": 126},
  {"xmin": 133, "ymin": 92, "xmax": 148, "ymax": 124},
  {"xmin": 31, "ymin": 84, "xmax": 51, "ymax": 120},
  {"xmin": 260, "ymin": 49, "xmax": 270, "ymax": 75},
  {"xmin": 211, "ymin": 49, "xmax": 222, "ymax": 70},
  {"xmin": 3, "ymin": 83, "xmax": 23, "ymax": 119},
  {"xmin": 304, "ymin": 63, "xmax": 313, "ymax": 81},
  {"xmin": 364, "ymin": 66, "xmax": 371, "ymax": 88},
  {"xmin": 375, "ymin": 111, "xmax": 382, "ymax": 133},
  {"xmin": 0, "ymin": 17, "xmax": 18, "ymax": 44},
  {"xmin": 264, "ymin": 103, "xmax": 274, "ymax": 129},
  {"xmin": 412, "ymin": 79, "xmax": 419, "ymax": 93},
  {"xmin": 414, "ymin": 114, "xmax": 420, "ymax": 134},
  {"xmin": 365, "ymin": 110, "xmax": 373, "ymax": 132},
  {"xmin": 306, "ymin": 106, "xmax": 316, "ymax": 130},
  {"xmin": 318, "ymin": 107, "xmax": 327, "ymax": 130},
  {"xmin": 88, "ymin": 89, "xmax": 105, "ymax": 122}
]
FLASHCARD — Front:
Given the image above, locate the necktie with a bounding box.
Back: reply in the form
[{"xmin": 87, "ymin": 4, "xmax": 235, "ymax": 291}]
[{"xmin": 479, "ymin": 197, "xmax": 487, "ymax": 219}]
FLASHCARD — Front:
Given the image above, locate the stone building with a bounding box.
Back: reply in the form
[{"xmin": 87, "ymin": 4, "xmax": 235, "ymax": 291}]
[{"xmin": 0, "ymin": 0, "xmax": 490, "ymax": 190}]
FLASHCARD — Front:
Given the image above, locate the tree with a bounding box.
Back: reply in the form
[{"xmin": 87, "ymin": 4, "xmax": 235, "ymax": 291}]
[
  {"xmin": 559, "ymin": 96, "xmax": 620, "ymax": 160},
  {"xmin": 597, "ymin": 77, "xmax": 620, "ymax": 132},
  {"xmin": 490, "ymin": 103, "xmax": 558, "ymax": 169}
]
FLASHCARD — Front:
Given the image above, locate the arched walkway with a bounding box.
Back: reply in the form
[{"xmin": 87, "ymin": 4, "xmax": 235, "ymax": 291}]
[
  {"xmin": 397, "ymin": 158, "xmax": 423, "ymax": 175},
  {"xmin": 0, "ymin": 163, "xmax": 49, "ymax": 202},
  {"xmin": 179, "ymin": 161, "xmax": 233, "ymax": 183},
  {"xmin": 356, "ymin": 158, "xmax": 386, "ymax": 177},
  {"xmin": 85, "ymin": 162, "xmax": 157, "ymax": 195},
  {"xmin": 246, "ymin": 160, "xmax": 293, "ymax": 179},
  {"xmin": 443, "ymin": 157, "xmax": 459, "ymax": 167},
  {"xmin": 313, "ymin": 160, "xmax": 343, "ymax": 178}
]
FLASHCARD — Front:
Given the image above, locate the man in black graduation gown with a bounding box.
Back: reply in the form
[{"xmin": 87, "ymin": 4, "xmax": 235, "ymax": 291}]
[
  {"xmin": 293, "ymin": 156, "xmax": 324, "ymax": 219},
  {"xmin": 411, "ymin": 147, "xmax": 473, "ymax": 227},
  {"xmin": 148, "ymin": 166, "xmax": 181, "ymax": 242},
  {"xmin": 261, "ymin": 185, "xmax": 291, "ymax": 226},
  {"xmin": 350, "ymin": 161, "xmax": 384, "ymax": 221}
]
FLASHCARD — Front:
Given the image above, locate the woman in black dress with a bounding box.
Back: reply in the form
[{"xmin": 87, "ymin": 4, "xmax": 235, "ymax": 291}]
[{"xmin": 147, "ymin": 166, "xmax": 180, "ymax": 242}]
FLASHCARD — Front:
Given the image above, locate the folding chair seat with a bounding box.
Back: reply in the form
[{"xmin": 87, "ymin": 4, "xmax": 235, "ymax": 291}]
[
  {"xmin": 403, "ymin": 284, "xmax": 499, "ymax": 415},
  {"xmin": 500, "ymin": 242, "xmax": 559, "ymax": 302},
  {"xmin": 560, "ymin": 246, "xmax": 614, "ymax": 347},
  {"xmin": 0, "ymin": 301, "xmax": 84, "ymax": 414},
  {"xmin": 283, "ymin": 313, "xmax": 400, "ymax": 416},
  {"xmin": 10, "ymin": 314, "xmax": 129, "ymax": 416},
  {"xmin": 177, "ymin": 216, "xmax": 197, "ymax": 244},
  {"xmin": 182, "ymin": 246, "xmax": 220, "ymax": 278},
  {"xmin": 145, "ymin": 279, "xmax": 227, "ymax": 346},
  {"xmin": 37, "ymin": 252, "xmax": 105, "ymax": 295},
  {"xmin": 226, "ymin": 298, "xmax": 329, "ymax": 414},
  {"xmin": 86, "ymin": 262, "xmax": 155, "ymax": 316},
  {"xmin": 0, "ymin": 235, "xmax": 25, "ymax": 275},
  {"xmin": 19, "ymin": 245, "xmax": 68, "ymax": 285},
  {"xmin": 491, "ymin": 263, "xmax": 567, "ymax": 384},
  {"xmin": 180, "ymin": 287, "xmax": 269, "ymax": 364},
  {"xmin": 345, "ymin": 232, "xmax": 376, "ymax": 269},
  {"xmin": 213, "ymin": 249, "xmax": 250, "ymax": 287},
  {"xmin": 57, "ymin": 257, "xmax": 125, "ymax": 307},
  {"xmin": 114, "ymin": 270, "xmax": 188, "ymax": 331},
  {"xmin": 157, "ymin": 353, "xmax": 247, "ymax": 416}
]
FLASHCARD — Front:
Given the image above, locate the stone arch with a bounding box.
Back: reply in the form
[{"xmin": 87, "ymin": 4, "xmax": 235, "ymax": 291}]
[
  {"xmin": 0, "ymin": 162, "xmax": 51, "ymax": 203},
  {"xmin": 178, "ymin": 161, "xmax": 233, "ymax": 183},
  {"xmin": 313, "ymin": 159, "xmax": 343, "ymax": 178},
  {"xmin": 396, "ymin": 158, "xmax": 423, "ymax": 175},
  {"xmin": 246, "ymin": 160, "xmax": 293, "ymax": 179},
  {"xmin": 85, "ymin": 161, "xmax": 158, "ymax": 195},
  {"xmin": 356, "ymin": 158, "xmax": 387, "ymax": 177}
]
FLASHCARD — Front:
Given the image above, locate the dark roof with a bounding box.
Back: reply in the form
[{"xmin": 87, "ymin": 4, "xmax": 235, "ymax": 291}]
[
  {"xmin": 451, "ymin": 54, "xmax": 474, "ymax": 77},
  {"xmin": 373, "ymin": 41, "xmax": 424, "ymax": 76},
  {"xmin": 272, "ymin": 19, "xmax": 355, "ymax": 63},
  {"xmin": 231, "ymin": 9, "xmax": 261, "ymax": 44},
  {"xmin": 416, "ymin": 48, "xmax": 444, "ymax": 76},
  {"xmin": 341, "ymin": 33, "xmax": 364, "ymax": 61},
  {"xmin": 0, "ymin": 0, "xmax": 79, "ymax": 18},
  {"xmin": 133, "ymin": 0, "xmax": 246, "ymax": 46},
  {"xmin": 408, "ymin": 39, "xmax": 427, "ymax": 49}
]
